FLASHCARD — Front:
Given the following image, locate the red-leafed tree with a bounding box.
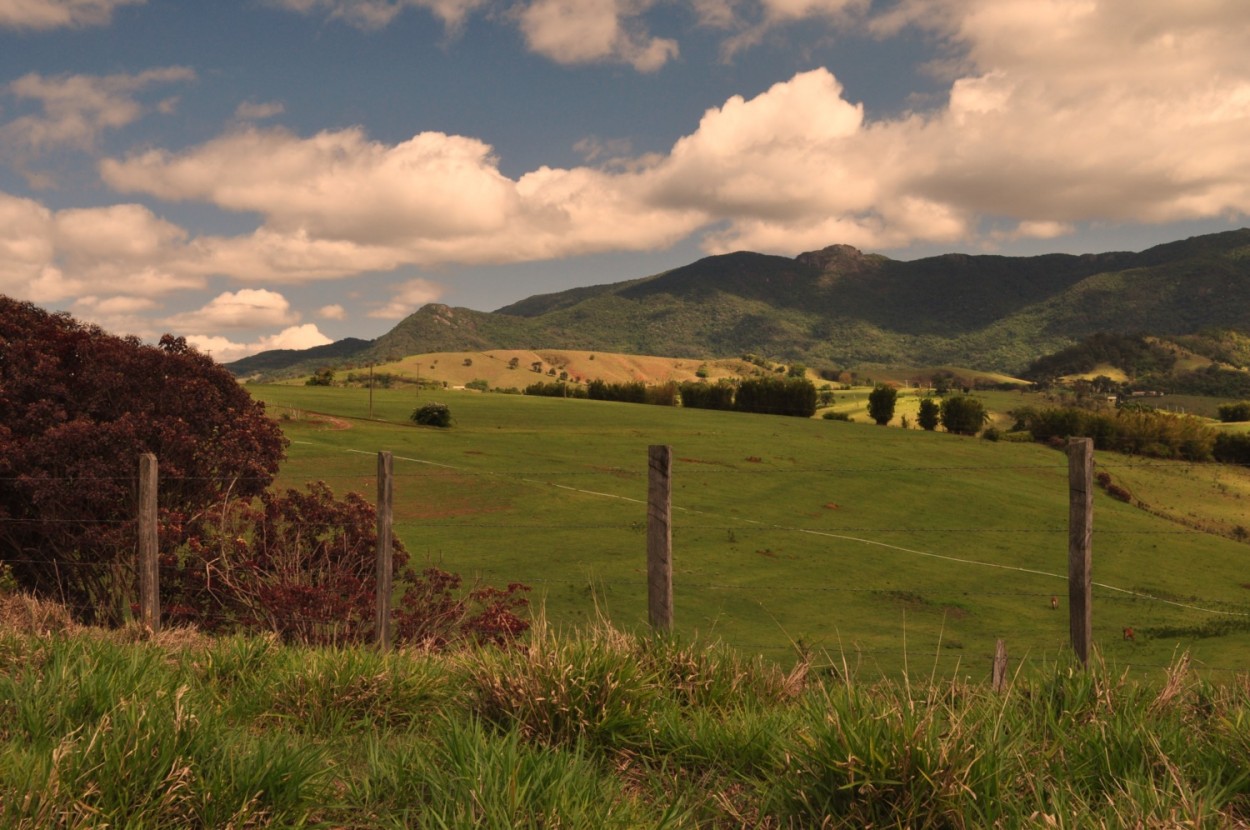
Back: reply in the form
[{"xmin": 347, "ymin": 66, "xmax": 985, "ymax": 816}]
[
  {"xmin": 0, "ymin": 296, "xmax": 287, "ymax": 623},
  {"xmin": 1, "ymin": 297, "xmax": 530, "ymax": 645}
]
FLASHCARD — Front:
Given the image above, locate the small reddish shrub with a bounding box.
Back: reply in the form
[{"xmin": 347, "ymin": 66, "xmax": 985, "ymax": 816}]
[{"xmin": 164, "ymin": 481, "xmax": 529, "ymax": 647}]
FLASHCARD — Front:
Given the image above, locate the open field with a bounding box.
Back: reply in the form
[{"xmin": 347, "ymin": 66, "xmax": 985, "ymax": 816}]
[
  {"xmin": 295, "ymin": 349, "xmax": 780, "ymax": 391},
  {"xmin": 251, "ymin": 384, "xmax": 1250, "ymax": 680}
]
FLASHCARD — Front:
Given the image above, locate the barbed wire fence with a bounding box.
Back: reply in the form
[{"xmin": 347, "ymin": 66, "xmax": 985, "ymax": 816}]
[{"xmin": 6, "ymin": 436, "xmax": 1250, "ymax": 682}]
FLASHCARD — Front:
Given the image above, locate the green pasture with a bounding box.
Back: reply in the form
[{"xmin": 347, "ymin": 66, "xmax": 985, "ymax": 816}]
[{"xmin": 251, "ymin": 384, "xmax": 1250, "ymax": 679}]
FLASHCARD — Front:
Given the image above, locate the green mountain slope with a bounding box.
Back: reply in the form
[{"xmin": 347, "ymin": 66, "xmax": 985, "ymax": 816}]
[{"xmin": 227, "ymin": 228, "xmax": 1250, "ymax": 378}]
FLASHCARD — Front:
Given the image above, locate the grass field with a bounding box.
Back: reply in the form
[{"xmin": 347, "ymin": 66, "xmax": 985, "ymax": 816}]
[
  {"xmin": 250, "ymin": 384, "xmax": 1250, "ymax": 680},
  {"xmin": 6, "ymin": 617, "xmax": 1250, "ymax": 827}
]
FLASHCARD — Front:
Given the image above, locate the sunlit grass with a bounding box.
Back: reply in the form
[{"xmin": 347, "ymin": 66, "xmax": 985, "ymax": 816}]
[
  {"xmin": 3, "ymin": 620, "xmax": 1250, "ymax": 827},
  {"xmin": 249, "ymin": 384, "xmax": 1250, "ymax": 679}
]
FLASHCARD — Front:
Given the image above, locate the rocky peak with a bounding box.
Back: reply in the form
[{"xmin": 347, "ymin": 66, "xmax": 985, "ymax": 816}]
[{"xmin": 795, "ymin": 244, "xmax": 867, "ymax": 273}]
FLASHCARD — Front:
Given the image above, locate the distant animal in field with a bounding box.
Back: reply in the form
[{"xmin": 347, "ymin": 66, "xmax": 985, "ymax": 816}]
[
  {"xmin": 1123, "ymin": 626, "xmax": 1135, "ymax": 641},
  {"xmin": 1050, "ymin": 596, "xmax": 1058, "ymax": 610}
]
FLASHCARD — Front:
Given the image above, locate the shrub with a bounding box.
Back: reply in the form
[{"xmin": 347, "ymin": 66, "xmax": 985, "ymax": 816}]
[
  {"xmin": 465, "ymin": 379, "xmax": 490, "ymax": 392},
  {"xmin": 1214, "ymin": 432, "xmax": 1250, "ymax": 465},
  {"xmin": 822, "ymin": 411, "xmax": 851, "ymax": 421},
  {"xmin": 0, "ymin": 298, "xmax": 286, "ymax": 624},
  {"xmin": 411, "ymin": 402, "xmax": 452, "ymax": 427},
  {"xmin": 167, "ymin": 482, "xmax": 529, "ymax": 646},
  {"xmin": 1218, "ymin": 401, "xmax": 1250, "ymax": 422},
  {"xmin": 306, "ymin": 367, "xmax": 335, "ymax": 386}
]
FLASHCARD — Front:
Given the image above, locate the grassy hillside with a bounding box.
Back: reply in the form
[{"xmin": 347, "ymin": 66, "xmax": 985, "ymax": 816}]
[
  {"xmin": 251, "ymin": 385, "xmax": 1250, "ymax": 678},
  {"xmin": 228, "ymin": 229, "xmax": 1250, "ymax": 380}
]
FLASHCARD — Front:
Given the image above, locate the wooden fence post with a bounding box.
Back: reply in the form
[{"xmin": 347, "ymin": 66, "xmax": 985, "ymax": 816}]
[
  {"xmin": 647, "ymin": 445, "xmax": 673, "ymax": 632},
  {"xmin": 375, "ymin": 451, "xmax": 394, "ymax": 650},
  {"xmin": 138, "ymin": 453, "xmax": 159, "ymax": 633},
  {"xmin": 1067, "ymin": 438, "xmax": 1094, "ymax": 666},
  {"xmin": 992, "ymin": 638, "xmax": 1008, "ymax": 693}
]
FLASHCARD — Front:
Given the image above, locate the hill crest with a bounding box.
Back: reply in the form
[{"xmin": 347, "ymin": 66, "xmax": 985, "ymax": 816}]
[{"xmin": 226, "ymin": 228, "xmax": 1250, "ymax": 379}]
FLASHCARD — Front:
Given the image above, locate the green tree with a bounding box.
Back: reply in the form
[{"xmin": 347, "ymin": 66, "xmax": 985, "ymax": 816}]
[
  {"xmin": 411, "ymin": 402, "xmax": 452, "ymax": 427},
  {"xmin": 1218, "ymin": 401, "xmax": 1250, "ymax": 422},
  {"xmin": 940, "ymin": 395, "xmax": 989, "ymax": 435},
  {"xmin": 917, "ymin": 397, "xmax": 940, "ymax": 431},
  {"xmin": 306, "ymin": 366, "xmax": 335, "ymax": 386},
  {"xmin": 867, "ymin": 384, "xmax": 898, "ymax": 426}
]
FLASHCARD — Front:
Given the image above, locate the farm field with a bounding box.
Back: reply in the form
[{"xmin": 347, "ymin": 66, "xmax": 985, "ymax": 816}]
[{"xmin": 250, "ymin": 384, "xmax": 1250, "ymax": 680}]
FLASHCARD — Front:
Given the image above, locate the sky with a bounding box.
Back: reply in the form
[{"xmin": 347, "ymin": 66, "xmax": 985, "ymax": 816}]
[{"xmin": 1, "ymin": 0, "xmax": 1248, "ymax": 362}]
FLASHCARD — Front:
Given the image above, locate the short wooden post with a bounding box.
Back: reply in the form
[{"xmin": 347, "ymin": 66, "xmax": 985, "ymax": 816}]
[
  {"xmin": 992, "ymin": 638, "xmax": 1008, "ymax": 693},
  {"xmin": 1067, "ymin": 438, "xmax": 1094, "ymax": 666},
  {"xmin": 647, "ymin": 445, "xmax": 673, "ymax": 632},
  {"xmin": 138, "ymin": 453, "xmax": 159, "ymax": 633},
  {"xmin": 375, "ymin": 451, "xmax": 394, "ymax": 650}
]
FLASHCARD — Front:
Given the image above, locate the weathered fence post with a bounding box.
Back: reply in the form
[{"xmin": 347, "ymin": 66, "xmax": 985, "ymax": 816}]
[
  {"xmin": 1067, "ymin": 437, "xmax": 1094, "ymax": 666},
  {"xmin": 992, "ymin": 638, "xmax": 1008, "ymax": 693},
  {"xmin": 647, "ymin": 445, "xmax": 673, "ymax": 632},
  {"xmin": 375, "ymin": 451, "xmax": 394, "ymax": 650},
  {"xmin": 138, "ymin": 452, "xmax": 160, "ymax": 633}
]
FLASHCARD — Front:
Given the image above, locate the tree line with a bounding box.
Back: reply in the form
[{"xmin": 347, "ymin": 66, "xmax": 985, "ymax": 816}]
[{"xmin": 524, "ymin": 376, "xmax": 819, "ymax": 418}]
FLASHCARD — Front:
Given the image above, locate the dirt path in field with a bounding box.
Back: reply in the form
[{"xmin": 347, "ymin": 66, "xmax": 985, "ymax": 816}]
[{"xmin": 307, "ymin": 413, "xmax": 352, "ymax": 430}]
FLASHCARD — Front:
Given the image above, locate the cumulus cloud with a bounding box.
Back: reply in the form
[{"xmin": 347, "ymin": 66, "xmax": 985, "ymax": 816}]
[
  {"xmin": 100, "ymin": 126, "xmax": 706, "ymax": 272},
  {"xmin": 0, "ymin": 67, "xmax": 195, "ymax": 159},
  {"xmin": 0, "ymin": 0, "xmax": 145, "ymax": 30},
  {"xmin": 655, "ymin": 1, "xmax": 1250, "ymax": 252},
  {"xmin": 165, "ymin": 288, "xmax": 300, "ymax": 331},
  {"xmin": 70, "ymin": 294, "xmax": 161, "ymax": 338},
  {"xmin": 0, "ymin": 194, "xmax": 205, "ymax": 303},
  {"xmin": 20, "ymin": 0, "xmax": 1237, "ymax": 294},
  {"xmin": 517, "ymin": 0, "xmax": 678, "ymax": 72},
  {"xmin": 183, "ymin": 324, "xmax": 333, "ymax": 363},
  {"xmin": 318, "ymin": 303, "xmax": 347, "ymax": 320},
  {"xmin": 367, "ymin": 278, "xmax": 446, "ymax": 319}
]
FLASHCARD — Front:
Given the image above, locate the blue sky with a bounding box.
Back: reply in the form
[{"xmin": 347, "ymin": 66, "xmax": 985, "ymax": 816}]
[{"xmin": 2, "ymin": 0, "xmax": 1248, "ymax": 361}]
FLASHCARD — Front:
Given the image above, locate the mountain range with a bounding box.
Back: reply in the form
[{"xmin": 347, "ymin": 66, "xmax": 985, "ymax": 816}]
[{"xmin": 227, "ymin": 228, "xmax": 1250, "ymax": 379}]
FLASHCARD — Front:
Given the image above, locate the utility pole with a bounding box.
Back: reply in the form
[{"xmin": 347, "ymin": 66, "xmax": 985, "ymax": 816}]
[{"xmin": 368, "ymin": 362, "xmax": 374, "ymax": 419}]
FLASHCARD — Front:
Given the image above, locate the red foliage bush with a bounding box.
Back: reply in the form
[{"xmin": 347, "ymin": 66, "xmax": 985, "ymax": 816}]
[
  {"xmin": 164, "ymin": 481, "xmax": 529, "ymax": 647},
  {"xmin": 2, "ymin": 298, "xmax": 529, "ymax": 644},
  {"xmin": 0, "ymin": 297, "xmax": 286, "ymax": 623}
]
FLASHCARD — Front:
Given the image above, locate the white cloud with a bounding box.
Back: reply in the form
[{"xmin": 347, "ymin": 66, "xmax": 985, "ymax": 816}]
[
  {"xmin": 318, "ymin": 303, "xmax": 347, "ymax": 320},
  {"xmin": 654, "ymin": 1, "xmax": 1250, "ymax": 252},
  {"xmin": 102, "ymin": 127, "xmax": 519, "ymax": 243},
  {"xmin": 517, "ymin": 0, "xmax": 678, "ymax": 72},
  {"xmin": 367, "ymin": 278, "xmax": 445, "ymax": 319},
  {"xmin": 184, "ymin": 323, "xmax": 334, "ymax": 363},
  {"xmin": 1, "ymin": 67, "xmax": 195, "ymax": 158},
  {"xmin": 0, "ymin": 0, "xmax": 145, "ymax": 30},
  {"xmin": 234, "ymin": 100, "xmax": 285, "ymax": 121},
  {"xmin": 100, "ymin": 126, "xmax": 706, "ymax": 273},
  {"xmin": 165, "ymin": 288, "xmax": 300, "ymax": 330},
  {"xmin": 24, "ymin": 0, "xmax": 1240, "ymax": 294},
  {"xmin": 0, "ymin": 194, "xmax": 205, "ymax": 303},
  {"xmin": 257, "ymin": 323, "xmax": 333, "ymax": 350},
  {"xmin": 270, "ymin": 0, "xmax": 485, "ymax": 30},
  {"xmin": 70, "ymin": 294, "xmax": 161, "ymax": 337}
]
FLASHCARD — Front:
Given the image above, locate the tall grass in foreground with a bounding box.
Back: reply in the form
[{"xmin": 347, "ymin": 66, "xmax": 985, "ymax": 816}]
[{"xmin": 2, "ymin": 599, "xmax": 1250, "ymax": 827}]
